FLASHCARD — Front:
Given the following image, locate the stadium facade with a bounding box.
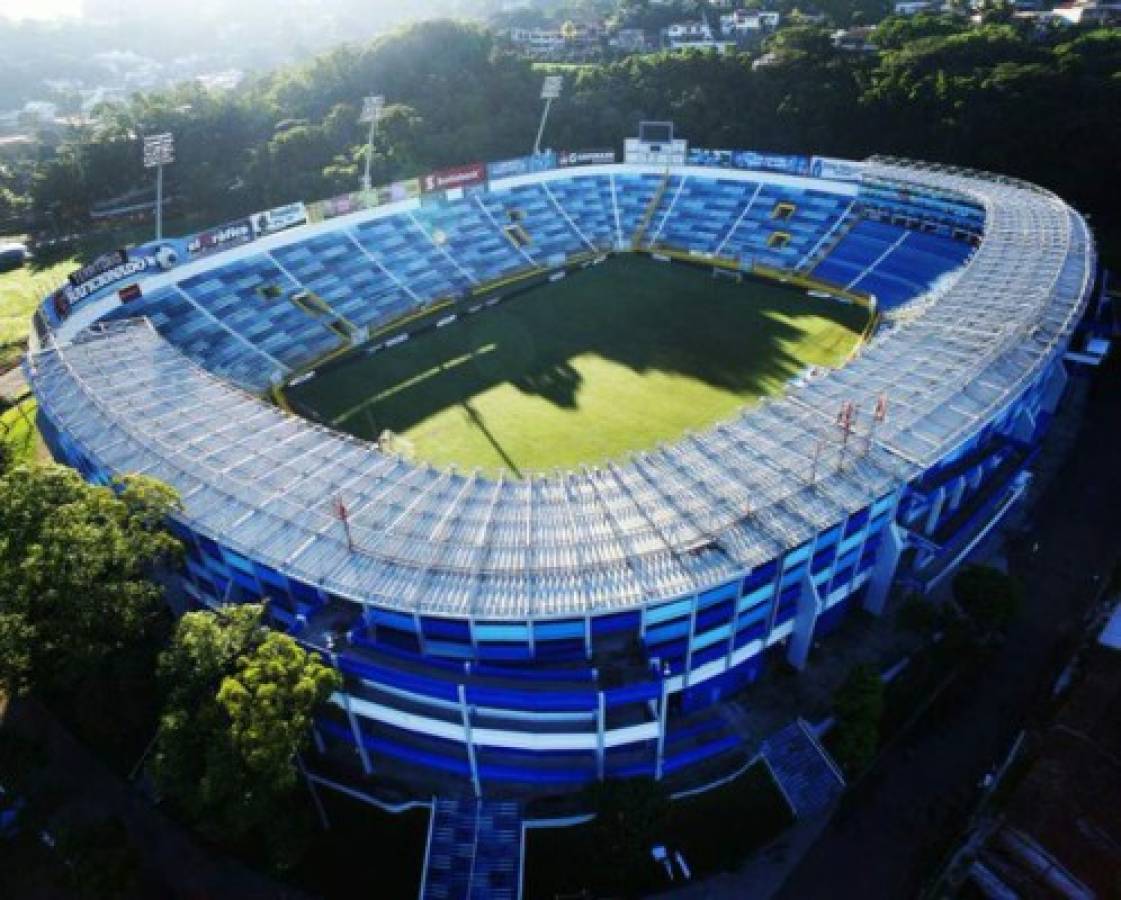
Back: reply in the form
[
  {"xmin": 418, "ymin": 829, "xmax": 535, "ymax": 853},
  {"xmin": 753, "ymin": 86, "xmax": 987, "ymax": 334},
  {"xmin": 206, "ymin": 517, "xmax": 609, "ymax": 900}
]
[{"xmin": 25, "ymin": 145, "xmax": 1099, "ymax": 798}]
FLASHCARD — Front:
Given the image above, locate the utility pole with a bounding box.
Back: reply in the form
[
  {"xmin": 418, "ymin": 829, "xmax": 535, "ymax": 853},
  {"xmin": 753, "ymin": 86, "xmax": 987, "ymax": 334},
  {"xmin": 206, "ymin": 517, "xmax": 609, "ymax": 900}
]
[
  {"xmin": 533, "ymin": 76, "xmax": 563, "ymax": 156},
  {"xmin": 359, "ymin": 95, "xmax": 385, "ymax": 192},
  {"xmin": 142, "ymin": 133, "xmax": 174, "ymax": 241}
]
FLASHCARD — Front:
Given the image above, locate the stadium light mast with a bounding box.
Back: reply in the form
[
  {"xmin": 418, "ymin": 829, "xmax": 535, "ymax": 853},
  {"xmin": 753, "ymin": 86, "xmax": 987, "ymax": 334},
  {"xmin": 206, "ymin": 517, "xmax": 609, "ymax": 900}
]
[
  {"xmin": 143, "ymin": 132, "xmax": 174, "ymax": 241},
  {"xmin": 359, "ymin": 95, "xmax": 386, "ymax": 193},
  {"xmin": 533, "ymin": 75, "xmax": 563, "ymax": 156}
]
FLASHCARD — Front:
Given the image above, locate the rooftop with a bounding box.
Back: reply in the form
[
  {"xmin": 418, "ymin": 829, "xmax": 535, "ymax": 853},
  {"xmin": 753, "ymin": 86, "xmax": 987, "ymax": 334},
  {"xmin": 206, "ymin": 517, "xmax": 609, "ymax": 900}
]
[{"xmin": 26, "ymin": 160, "xmax": 1095, "ymax": 621}]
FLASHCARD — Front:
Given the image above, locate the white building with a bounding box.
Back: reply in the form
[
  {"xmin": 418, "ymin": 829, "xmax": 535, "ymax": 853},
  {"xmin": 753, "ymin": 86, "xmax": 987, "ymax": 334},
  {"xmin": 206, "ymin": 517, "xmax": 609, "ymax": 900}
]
[
  {"xmin": 720, "ymin": 9, "xmax": 781, "ymax": 35},
  {"xmin": 666, "ymin": 20, "xmax": 714, "ymax": 41},
  {"xmin": 894, "ymin": 0, "xmax": 936, "ymax": 13}
]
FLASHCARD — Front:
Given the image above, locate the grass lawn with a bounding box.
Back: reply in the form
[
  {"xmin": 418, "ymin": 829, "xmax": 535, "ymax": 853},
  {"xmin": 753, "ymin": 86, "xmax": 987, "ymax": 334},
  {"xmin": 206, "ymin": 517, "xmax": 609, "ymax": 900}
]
[
  {"xmin": 0, "ymin": 397, "xmax": 41, "ymax": 467},
  {"xmin": 286, "ymin": 255, "xmax": 868, "ymax": 476},
  {"xmin": 525, "ymin": 761, "xmax": 796, "ymax": 898},
  {"xmin": 0, "ymin": 258, "xmax": 78, "ymax": 367}
]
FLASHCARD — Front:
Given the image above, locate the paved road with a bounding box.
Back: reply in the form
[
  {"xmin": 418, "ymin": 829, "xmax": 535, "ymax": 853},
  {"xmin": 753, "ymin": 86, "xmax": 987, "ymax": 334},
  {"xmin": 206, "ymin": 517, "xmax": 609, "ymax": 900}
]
[{"xmin": 776, "ymin": 362, "xmax": 1121, "ymax": 900}]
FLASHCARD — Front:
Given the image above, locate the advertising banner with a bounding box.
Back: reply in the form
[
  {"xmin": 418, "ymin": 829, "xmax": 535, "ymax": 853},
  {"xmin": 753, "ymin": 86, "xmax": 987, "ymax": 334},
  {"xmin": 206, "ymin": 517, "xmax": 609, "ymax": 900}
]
[
  {"xmin": 186, "ymin": 219, "xmax": 254, "ymax": 260},
  {"xmin": 67, "ymin": 249, "xmax": 128, "ymax": 288},
  {"xmin": 688, "ymin": 148, "xmax": 812, "ymax": 177},
  {"xmin": 557, "ymin": 149, "xmax": 616, "ymax": 167},
  {"xmin": 810, "ymin": 156, "xmax": 866, "ymax": 183},
  {"xmin": 420, "ymin": 163, "xmax": 486, "ymax": 194},
  {"xmin": 251, "ymin": 201, "xmax": 308, "ymax": 237},
  {"xmin": 687, "ymin": 148, "xmax": 733, "ymax": 168},
  {"xmin": 308, "ymin": 190, "xmax": 378, "ymax": 223},
  {"xmin": 377, "ymin": 178, "xmax": 420, "ymax": 205},
  {"xmin": 48, "ymin": 253, "xmax": 157, "ymax": 325},
  {"xmin": 487, "ymin": 152, "xmax": 557, "ymax": 180},
  {"xmin": 730, "ymin": 150, "xmax": 812, "ymax": 177}
]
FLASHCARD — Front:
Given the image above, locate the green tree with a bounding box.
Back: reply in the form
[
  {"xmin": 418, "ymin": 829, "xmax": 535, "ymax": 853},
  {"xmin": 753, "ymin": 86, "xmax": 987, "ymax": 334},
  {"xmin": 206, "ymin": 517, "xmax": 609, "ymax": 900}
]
[
  {"xmin": 871, "ymin": 13, "xmax": 969, "ymax": 50},
  {"xmin": 831, "ymin": 663, "xmax": 884, "ymax": 775},
  {"xmin": 952, "ymin": 564, "xmax": 1022, "ymax": 634},
  {"xmin": 0, "ymin": 465, "xmax": 181, "ymax": 696},
  {"xmin": 152, "ymin": 604, "xmax": 340, "ymax": 867}
]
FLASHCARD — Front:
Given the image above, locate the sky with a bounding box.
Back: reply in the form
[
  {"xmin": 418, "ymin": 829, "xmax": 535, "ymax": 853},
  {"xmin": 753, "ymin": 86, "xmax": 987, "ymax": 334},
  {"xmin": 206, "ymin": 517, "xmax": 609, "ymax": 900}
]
[{"xmin": 0, "ymin": 0, "xmax": 83, "ymax": 21}]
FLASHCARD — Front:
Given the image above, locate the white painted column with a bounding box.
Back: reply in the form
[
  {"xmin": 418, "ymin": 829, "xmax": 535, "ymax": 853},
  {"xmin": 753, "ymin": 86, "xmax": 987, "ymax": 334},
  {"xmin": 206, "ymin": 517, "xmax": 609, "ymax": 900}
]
[
  {"xmin": 1012, "ymin": 407, "xmax": 1036, "ymax": 443},
  {"xmin": 458, "ymin": 684, "xmax": 482, "ymax": 798},
  {"xmin": 924, "ymin": 486, "xmax": 946, "ymax": 536},
  {"xmin": 864, "ymin": 522, "xmax": 905, "ymax": 616},
  {"xmin": 786, "ymin": 573, "xmax": 822, "ymax": 671},
  {"xmin": 654, "ymin": 673, "xmax": 670, "ymax": 781},
  {"xmin": 331, "ymin": 652, "xmax": 373, "ymax": 776},
  {"xmin": 1041, "ymin": 361, "xmax": 1069, "ymax": 414},
  {"xmin": 683, "ymin": 593, "xmax": 699, "ymax": 688},
  {"xmin": 596, "ymin": 692, "xmax": 606, "ymax": 781}
]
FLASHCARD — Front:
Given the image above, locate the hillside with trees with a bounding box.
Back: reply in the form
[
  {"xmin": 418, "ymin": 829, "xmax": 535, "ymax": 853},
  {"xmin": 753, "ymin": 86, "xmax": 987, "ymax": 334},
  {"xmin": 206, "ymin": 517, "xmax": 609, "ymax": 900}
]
[{"xmin": 14, "ymin": 17, "xmax": 1121, "ymax": 265}]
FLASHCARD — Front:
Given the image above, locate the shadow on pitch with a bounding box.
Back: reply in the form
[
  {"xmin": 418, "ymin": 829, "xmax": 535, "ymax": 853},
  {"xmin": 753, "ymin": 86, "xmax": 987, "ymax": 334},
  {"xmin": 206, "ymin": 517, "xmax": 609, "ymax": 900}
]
[{"xmin": 300, "ymin": 256, "xmax": 866, "ymax": 442}]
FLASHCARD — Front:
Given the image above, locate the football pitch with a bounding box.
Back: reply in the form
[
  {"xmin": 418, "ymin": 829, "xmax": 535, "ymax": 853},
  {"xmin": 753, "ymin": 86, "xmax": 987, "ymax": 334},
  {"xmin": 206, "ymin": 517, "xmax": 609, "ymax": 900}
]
[{"xmin": 284, "ymin": 255, "xmax": 869, "ymax": 476}]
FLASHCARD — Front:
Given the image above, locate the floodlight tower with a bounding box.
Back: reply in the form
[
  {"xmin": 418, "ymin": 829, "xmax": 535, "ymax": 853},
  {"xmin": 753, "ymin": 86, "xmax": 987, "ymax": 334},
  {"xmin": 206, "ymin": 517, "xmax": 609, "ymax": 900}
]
[
  {"xmin": 533, "ymin": 75, "xmax": 563, "ymax": 156},
  {"xmin": 142, "ymin": 132, "xmax": 174, "ymax": 241},
  {"xmin": 359, "ymin": 95, "xmax": 386, "ymax": 192}
]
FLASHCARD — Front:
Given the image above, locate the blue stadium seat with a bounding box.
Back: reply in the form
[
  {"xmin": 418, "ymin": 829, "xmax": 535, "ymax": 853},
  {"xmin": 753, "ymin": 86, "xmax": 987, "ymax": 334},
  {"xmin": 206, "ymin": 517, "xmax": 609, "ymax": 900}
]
[{"xmin": 269, "ymin": 231, "xmax": 415, "ymax": 331}]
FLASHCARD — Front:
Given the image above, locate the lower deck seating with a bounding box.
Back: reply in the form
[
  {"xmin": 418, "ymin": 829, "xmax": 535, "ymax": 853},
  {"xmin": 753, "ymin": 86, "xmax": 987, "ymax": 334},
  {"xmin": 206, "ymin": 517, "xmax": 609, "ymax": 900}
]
[
  {"xmin": 350, "ymin": 213, "xmax": 473, "ymax": 301},
  {"xmin": 176, "ymin": 253, "xmax": 343, "ymax": 371},
  {"xmin": 102, "ymin": 285, "xmax": 284, "ymax": 391},
  {"xmin": 411, "ymin": 196, "xmax": 533, "ymax": 284},
  {"xmin": 477, "ymin": 183, "xmax": 588, "ymax": 266},
  {"xmin": 718, "ymin": 186, "xmax": 852, "ymax": 270},
  {"xmin": 116, "ymin": 170, "xmax": 984, "ymax": 398},
  {"xmin": 613, "ymin": 173, "xmax": 665, "ymax": 243},
  {"xmin": 270, "ymin": 231, "xmax": 415, "ymax": 331},
  {"xmin": 546, "ymin": 175, "xmax": 619, "ymax": 250},
  {"xmin": 813, "ymin": 218, "xmax": 973, "ymax": 309},
  {"xmin": 646, "ymin": 176, "xmax": 760, "ymax": 256}
]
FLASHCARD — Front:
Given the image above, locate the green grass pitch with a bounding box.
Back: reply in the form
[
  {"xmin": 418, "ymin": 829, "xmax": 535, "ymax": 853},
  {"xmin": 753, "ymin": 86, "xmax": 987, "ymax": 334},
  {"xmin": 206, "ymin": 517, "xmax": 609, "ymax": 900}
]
[{"xmin": 285, "ymin": 255, "xmax": 869, "ymax": 477}]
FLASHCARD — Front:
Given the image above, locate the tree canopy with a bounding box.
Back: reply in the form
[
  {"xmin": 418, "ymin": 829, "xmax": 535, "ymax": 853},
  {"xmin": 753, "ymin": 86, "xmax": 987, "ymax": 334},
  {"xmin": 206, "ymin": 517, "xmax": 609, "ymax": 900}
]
[
  {"xmin": 152, "ymin": 604, "xmax": 340, "ymax": 866},
  {"xmin": 831, "ymin": 663, "xmax": 885, "ymax": 774},
  {"xmin": 0, "ymin": 465, "xmax": 181, "ymax": 696},
  {"xmin": 952, "ymin": 564, "xmax": 1023, "ymax": 634},
  {"xmin": 18, "ymin": 17, "xmax": 1120, "ymax": 259}
]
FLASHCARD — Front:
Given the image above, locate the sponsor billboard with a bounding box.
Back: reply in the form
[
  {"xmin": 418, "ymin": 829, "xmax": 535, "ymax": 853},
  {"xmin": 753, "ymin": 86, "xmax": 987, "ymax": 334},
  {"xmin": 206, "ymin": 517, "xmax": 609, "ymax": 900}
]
[
  {"xmin": 251, "ymin": 201, "xmax": 308, "ymax": 237},
  {"xmin": 486, "ymin": 152, "xmax": 557, "ymax": 180},
  {"xmin": 557, "ymin": 149, "xmax": 616, "ymax": 167},
  {"xmin": 810, "ymin": 156, "xmax": 866, "ymax": 183},
  {"xmin": 420, "ymin": 163, "xmax": 486, "ymax": 194},
  {"xmin": 730, "ymin": 150, "xmax": 811, "ymax": 177},
  {"xmin": 307, "ymin": 190, "xmax": 376, "ymax": 223},
  {"xmin": 688, "ymin": 148, "xmax": 812, "ymax": 177},
  {"xmin": 377, "ymin": 178, "xmax": 420, "ymax": 205},
  {"xmin": 186, "ymin": 219, "xmax": 254, "ymax": 260},
  {"xmin": 47, "ymin": 253, "xmax": 157, "ymax": 325},
  {"xmin": 67, "ymin": 249, "xmax": 128, "ymax": 288},
  {"xmin": 687, "ymin": 148, "xmax": 733, "ymax": 168}
]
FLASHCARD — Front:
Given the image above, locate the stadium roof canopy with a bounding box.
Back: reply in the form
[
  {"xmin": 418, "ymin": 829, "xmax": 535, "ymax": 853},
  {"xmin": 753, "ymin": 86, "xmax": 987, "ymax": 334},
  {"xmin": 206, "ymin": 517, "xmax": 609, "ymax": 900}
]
[{"xmin": 27, "ymin": 161, "xmax": 1095, "ymax": 619}]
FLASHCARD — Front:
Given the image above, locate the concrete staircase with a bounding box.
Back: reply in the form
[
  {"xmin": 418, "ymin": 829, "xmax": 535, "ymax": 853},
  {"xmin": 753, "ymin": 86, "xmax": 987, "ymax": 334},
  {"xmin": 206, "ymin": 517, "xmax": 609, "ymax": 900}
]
[
  {"xmin": 421, "ymin": 797, "xmax": 523, "ymax": 900},
  {"xmin": 760, "ymin": 720, "xmax": 845, "ymax": 818}
]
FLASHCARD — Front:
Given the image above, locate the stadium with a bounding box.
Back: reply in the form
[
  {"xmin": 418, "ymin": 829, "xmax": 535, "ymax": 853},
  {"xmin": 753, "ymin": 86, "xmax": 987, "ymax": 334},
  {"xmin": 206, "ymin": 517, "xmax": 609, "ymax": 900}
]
[{"xmin": 24, "ymin": 132, "xmax": 1101, "ymax": 811}]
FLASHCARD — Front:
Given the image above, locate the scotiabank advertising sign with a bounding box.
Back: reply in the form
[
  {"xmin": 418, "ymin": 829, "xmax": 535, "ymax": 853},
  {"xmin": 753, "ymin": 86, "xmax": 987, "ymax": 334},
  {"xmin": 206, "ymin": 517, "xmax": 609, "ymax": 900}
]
[{"xmin": 420, "ymin": 163, "xmax": 486, "ymax": 194}]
